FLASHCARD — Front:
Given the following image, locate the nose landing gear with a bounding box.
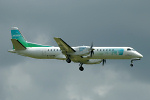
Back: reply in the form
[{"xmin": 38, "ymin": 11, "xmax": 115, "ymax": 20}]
[{"xmin": 130, "ymin": 58, "xmax": 141, "ymax": 67}]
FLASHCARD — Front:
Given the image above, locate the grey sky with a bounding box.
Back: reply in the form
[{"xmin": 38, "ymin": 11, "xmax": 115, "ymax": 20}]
[{"xmin": 0, "ymin": 0, "xmax": 150, "ymax": 100}]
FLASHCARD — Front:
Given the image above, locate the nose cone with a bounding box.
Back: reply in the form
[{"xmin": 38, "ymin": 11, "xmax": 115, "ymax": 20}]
[
  {"xmin": 139, "ymin": 54, "xmax": 143, "ymax": 58},
  {"xmin": 137, "ymin": 53, "xmax": 143, "ymax": 58}
]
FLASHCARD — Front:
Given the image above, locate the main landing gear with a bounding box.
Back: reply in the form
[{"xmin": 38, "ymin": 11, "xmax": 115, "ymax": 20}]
[
  {"xmin": 130, "ymin": 58, "xmax": 141, "ymax": 67},
  {"xmin": 66, "ymin": 55, "xmax": 71, "ymax": 63},
  {"xmin": 79, "ymin": 63, "xmax": 84, "ymax": 71},
  {"xmin": 66, "ymin": 58, "xmax": 71, "ymax": 63}
]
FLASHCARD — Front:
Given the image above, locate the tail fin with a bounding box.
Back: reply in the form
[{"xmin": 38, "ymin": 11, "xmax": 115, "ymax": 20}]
[
  {"xmin": 11, "ymin": 27, "xmax": 28, "ymax": 50},
  {"xmin": 10, "ymin": 27, "xmax": 51, "ymax": 49}
]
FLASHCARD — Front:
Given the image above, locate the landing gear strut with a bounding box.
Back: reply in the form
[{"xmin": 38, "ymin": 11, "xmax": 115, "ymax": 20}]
[
  {"xmin": 130, "ymin": 58, "xmax": 141, "ymax": 67},
  {"xmin": 130, "ymin": 60, "xmax": 134, "ymax": 67},
  {"xmin": 79, "ymin": 63, "xmax": 84, "ymax": 71}
]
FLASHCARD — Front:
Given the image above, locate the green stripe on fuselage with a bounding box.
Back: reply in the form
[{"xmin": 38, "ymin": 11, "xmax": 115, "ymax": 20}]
[{"xmin": 27, "ymin": 42, "xmax": 51, "ymax": 47}]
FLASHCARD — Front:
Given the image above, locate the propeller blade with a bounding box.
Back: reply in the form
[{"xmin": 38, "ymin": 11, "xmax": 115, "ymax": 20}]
[
  {"xmin": 102, "ymin": 59, "xmax": 106, "ymax": 66},
  {"xmin": 102, "ymin": 59, "xmax": 104, "ymax": 66},
  {"xmin": 90, "ymin": 42, "xmax": 94, "ymax": 57},
  {"xmin": 90, "ymin": 50, "xmax": 94, "ymax": 57},
  {"xmin": 92, "ymin": 50, "xmax": 94, "ymax": 55},
  {"xmin": 90, "ymin": 51, "xmax": 92, "ymax": 57},
  {"xmin": 90, "ymin": 42, "xmax": 93, "ymax": 49}
]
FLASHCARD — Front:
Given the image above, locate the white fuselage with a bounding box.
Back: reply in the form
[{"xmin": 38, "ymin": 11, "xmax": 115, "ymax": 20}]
[
  {"xmin": 10, "ymin": 47, "xmax": 143, "ymax": 60},
  {"xmin": 9, "ymin": 27, "xmax": 143, "ymax": 71}
]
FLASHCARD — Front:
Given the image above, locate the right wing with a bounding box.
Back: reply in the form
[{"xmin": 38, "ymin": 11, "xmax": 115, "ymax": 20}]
[{"xmin": 54, "ymin": 37, "xmax": 76, "ymax": 55}]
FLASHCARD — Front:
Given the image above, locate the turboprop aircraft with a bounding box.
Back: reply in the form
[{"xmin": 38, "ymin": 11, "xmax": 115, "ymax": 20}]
[{"xmin": 8, "ymin": 27, "xmax": 143, "ymax": 71}]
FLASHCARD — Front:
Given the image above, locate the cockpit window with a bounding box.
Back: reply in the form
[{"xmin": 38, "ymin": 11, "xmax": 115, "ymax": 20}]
[
  {"xmin": 127, "ymin": 48, "xmax": 135, "ymax": 51},
  {"xmin": 127, "ymin": 48, "xmax": 131, "ymax": 51}
]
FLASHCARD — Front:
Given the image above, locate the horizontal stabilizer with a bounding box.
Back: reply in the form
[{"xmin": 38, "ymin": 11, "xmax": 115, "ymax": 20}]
[{"xmin": 11, "ymin": 39, "xmax": 26, "ymax": 50}]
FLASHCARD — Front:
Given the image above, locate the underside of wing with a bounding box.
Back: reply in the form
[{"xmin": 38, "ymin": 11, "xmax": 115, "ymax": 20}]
[
  {"xmin": 54, "ymin": 37, "xmax": 76, "ymax": 55},
  {"xmin": 71, "ymin": 56, "xmax": 102, "ymax": 64}
]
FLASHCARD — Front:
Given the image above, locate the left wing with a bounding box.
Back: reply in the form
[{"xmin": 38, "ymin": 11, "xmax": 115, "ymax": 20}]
[{"xmin": 54, "ymin": 37, "xmax": 76, "ymax": 55}]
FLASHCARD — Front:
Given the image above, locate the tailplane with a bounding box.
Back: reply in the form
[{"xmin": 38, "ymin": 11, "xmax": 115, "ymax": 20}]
[{"xmin": 11, "ymin": 39, "xmax": 26, "ymax": 50}]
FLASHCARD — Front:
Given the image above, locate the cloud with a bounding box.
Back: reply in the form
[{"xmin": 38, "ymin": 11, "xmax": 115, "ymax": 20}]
[
  {"xmin": 1, "ymin": 58, "xmax": 150, "ymax": 100},
  {"xmin": 94, "ymin": 85, "xmax": 113, "ymax": 97},
  {"xmin": 0, "ymin": 0, "xmax": 150, "ymax": 100}
]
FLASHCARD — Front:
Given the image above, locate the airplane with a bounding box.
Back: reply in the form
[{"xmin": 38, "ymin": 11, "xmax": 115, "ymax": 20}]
[{"xmin": 8, "ymin": 27, "xmax": 143, "ymax": 71}]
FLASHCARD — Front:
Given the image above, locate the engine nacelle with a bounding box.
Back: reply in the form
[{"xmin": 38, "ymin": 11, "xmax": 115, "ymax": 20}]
[{"xmin": 71, "ymin": 46, "xmax": 91, "ymax": 56}]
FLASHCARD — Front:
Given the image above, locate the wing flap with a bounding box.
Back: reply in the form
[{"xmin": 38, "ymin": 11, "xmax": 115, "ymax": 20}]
[{"xmin": 11, "ymin": 39, "xmax": 26, "ymax": 50}]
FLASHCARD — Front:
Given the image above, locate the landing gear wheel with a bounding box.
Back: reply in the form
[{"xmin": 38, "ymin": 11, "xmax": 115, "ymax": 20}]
[
  {"xmin": 79, "ymin": 66, "xmax": 84, "ymax": 71},
  {"xmin": 66, "ymin": 58, "xmax": 71, "ymax": 63},
  {"xmin": 130, "ymin": 64, "xmax": 133, "ymax": 67}
]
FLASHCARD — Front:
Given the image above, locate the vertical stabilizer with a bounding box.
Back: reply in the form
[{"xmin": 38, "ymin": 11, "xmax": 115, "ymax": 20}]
[
  {"xmin": 11, "ymin": 27, "xmax": 28, "ymax": 49},
  {"xmin": 10, "ymin": 27, "xmax": 51, "ymax": 49}
]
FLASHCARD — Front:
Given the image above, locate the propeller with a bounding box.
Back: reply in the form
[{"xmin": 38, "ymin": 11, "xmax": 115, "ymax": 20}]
[
  {"xmin": 90, "ymin": 42, "xmax": 95, "ymax": 57},
  {"xmin": 102, "ymin": 59, "xmax": 106, "ymax": 66}
]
